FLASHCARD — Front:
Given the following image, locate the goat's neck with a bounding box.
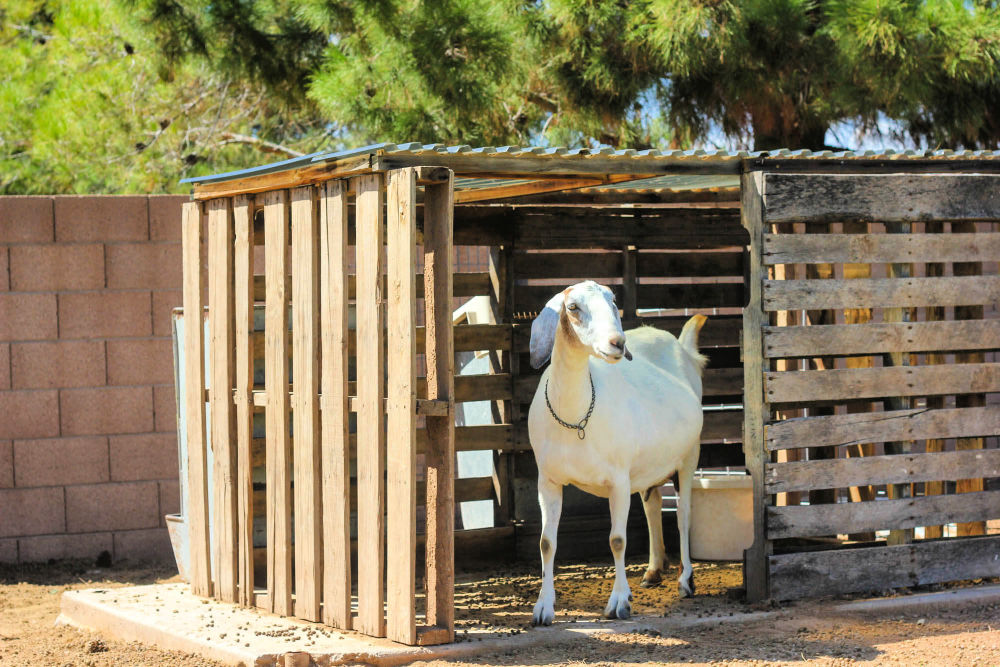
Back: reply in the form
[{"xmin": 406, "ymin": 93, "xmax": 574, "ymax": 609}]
[{"xmin": 547, "ymin": 324, "xmax": 593, "ymax": 421}]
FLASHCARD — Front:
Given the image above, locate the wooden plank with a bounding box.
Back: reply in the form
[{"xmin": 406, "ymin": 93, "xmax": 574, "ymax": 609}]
[
  {"xmin": 769, "ymin": 535, "xmax": 1000, "ymax": 601},
  {"xmin": 319, "ymin": 179, "xmax": 352, "ymax": 630},
  {"xmin": 416, "ymin": 398, "xmax": 448, "ymax": 416},
  {"xmin": 386, "ymin": 168, "xmax": 418, "ymax": 645},
  {"xmin": 207, "ymin": 197, "xmax": 238, "ymax": 603},
  {"xmin": 263, "ymin": 189, "xmax": 293, "ymax": 616},
  {"xmin": 762, "ymin": 275, "xmax": 1000, "ymax": 311},
  {"xmin": 355, "ymin": 173, "xmax": 386, "ymax": 638},
  {"xmin": 763, "ymin": 319, "xmax": 1000, "ymax": 358},
  {"xmin": 922, "ymin": 221, "xmax": 947, "ymax": 539},
  {"xmin": 765, "ymin": 362, "xmax": 1000, "ymax": 404},
  {"xmin": 761, "ymin": 173, "xmax": 1000, "ymax": 224},
  {"xmin": 291, "ymin": 186, "xmax": 322, "ymax": 622},
  {"xmin": 422, "ymin": 173, "xmax": 456, "ymax": 642},
  {"xmin": 767, "ymin": 405, "xmax": 1000, "ymax": 451},
  {"xmin": 192, "ymin": 155, "xmax": 372, "ymax": 200},
  {"xmin": 762, "ymin": 232, "xmax": 1000, "ymax": 264},
  {"xmin": 765, "ymin": 448, "xmax": 1000, "ymax": 494},
  {"xmin": 232, "ymin": 194, "xmax": 255, "ymax": 606},
  {"xmin": 252, "ymin": 271, "xmax": 489, "ymax": 302},
  {"xmin": 513, "ymin": 251, "xmax": 621, "ymax": 280},
  {"xmin": 767, "ymin": 489, "xmax": 1000, "ymax": 539},
  {"xmin": 637, "ymin": 250, "xmax": 744, "ymax": 278},
  {"xmin": 740, "ymin": 170, "xmax": 770, "ymax": 602},
  {"xmin": 452, "ymin": 177, "xmax": 608, "ymax": 204},
  {"xmin": 181, "ymin": 201, "xmax": 212, "ymax": 598}
]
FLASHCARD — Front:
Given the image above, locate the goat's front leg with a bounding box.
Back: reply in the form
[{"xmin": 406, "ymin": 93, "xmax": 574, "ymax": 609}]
[
  {"xmin": 532, "ymin": 477, "xmax": 562, "ymax": 626},
  {"xmin": 640, "ymin": 485, "xmax": 668, "ymax": 588},
  {"xmin": 604, "ymin": 480, "xmax": 632, "ymax": 619}
]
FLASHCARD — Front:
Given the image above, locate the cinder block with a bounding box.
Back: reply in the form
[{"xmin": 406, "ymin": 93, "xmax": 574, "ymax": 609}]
[
  {"xmin": 17, "ymin": 531, "xmax": 113, "ymax": 563},
  {"xmin": 113, "ymin": 527, "xmax": 173, "ymax": 563},
  {"xmin": 14, "ymin": 436, "xmax": 109, "ymax": 487},
  {"xmin": 159, "ymin": 479, "xmax": 180, "ymax": 524},
  {"xmin": 149, "ymin": 196, "xmax": 186, "ymax": 242},
  {"xmin": 11, "ymin": 340, "xmax": 105, "ymax": 389},
  {"xmin": 9, "ymin": 244, "xmax": 105, "ymax": 291},
  {"xmin": 106, "ymin": 243, "xmax": 181, "ymax": 290},
  {"xmin": 0, "ymin": 390, "xmax": 59, "ymax": 438},
  {"xmin": 54, "ymin": 196, "xmax": 148, "ymax": 243},
  {"xmin": 109, "ymin": 433, "xmax": 178, "ymax": 482},
  {"xmin": 0, "ymin": 486, "xmax": 65, "ymax": 537},
  {"xmin": 0, "ymin": 293, "xmax": 58, "ymax": 341},
  {"xmin": 0, "ymin": 197, "xmax": 54, "ymax": 244},
  {"xmin": 65, "ymin": 481, "xmax": 159, "ymax": 533},
  {"xmin": 60, "ymin": 386, "xmax": 153, "ymax": 436},
  {"xmin": 152, "ymin": 290, "xmax": 182, "ymax": 337},
  {"xmin": 0, "ymin": 440, "xmax": 12, "ymax": 488},
  {"xmin": 58, "ymin": 291, "xmax": 151, "ymax": 339},
  {"xmin": 0, "ymin": 344, "xmax": 9, "ymax": 389},
  {"xmin": 107, "ymin": 338, "xmax": 173, "ymax": 385},
  {"xmin": 153, "ymin": 384, "xmax": 177, "ymax": 432}
]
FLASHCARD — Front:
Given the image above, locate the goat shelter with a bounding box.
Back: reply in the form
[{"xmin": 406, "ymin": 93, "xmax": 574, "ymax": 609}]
[{"xmin": 176, "ymin": 144, "xmax": 1000, "ymax": 646}]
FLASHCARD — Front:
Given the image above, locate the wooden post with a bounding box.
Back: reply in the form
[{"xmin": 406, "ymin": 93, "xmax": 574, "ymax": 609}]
[
  {"xmin": 291, "ymin": 186, "xmax": 322, "ymax": 621},
  {"xmin": 232, "ymin": 194, "xmax": 255, "ymax": 605},
  {"xmin": 622, "ymin": 245, "xmax": 637, "ymax": 321},
  {"xmin": 355, "ymin": 173, "xmax": 386, "ymax": 638},
  {"xmin": 769, "ymin": 237, "xmax": 802, "ymax": 510},
  {"xmin": 488, "ymin": 246, "xmax": 514, "ymax": 527},
  {"xmin": 741, "ymin": 171, "xmax": 770, "ymax": 602},
  {"xmin": 182, "ymin": 201, "xmax": 212, "ymax": 598},
  {"xmin": 952, "ymin": 220, "xmax": 986, "ymax": 537},
  {"xmin": 386, "ymin": 168, "xmax": 418, "ymax": 645},
  {"xmin": 208, "ymin": 197, "xmax": 238, "ymax": 602},
  {"xmin": 264, "ymin": 189, "xmax": 293, "ymax": 616},
  {"xmin": 320, "ymin": 179, "xmax": 353, "ymax": 629},
  {"xmin": 423, "ymin": 172, "xmax": 456, "ymax": 641},
  {"xmin": 922, "ymin": 221, "xmax": 946, "ymax": 539}
]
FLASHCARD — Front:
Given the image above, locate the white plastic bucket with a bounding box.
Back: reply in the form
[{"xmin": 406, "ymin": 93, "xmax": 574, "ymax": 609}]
[{"xmin": 688, "ymin": 474, "xmax": 753, "ymax": 561}]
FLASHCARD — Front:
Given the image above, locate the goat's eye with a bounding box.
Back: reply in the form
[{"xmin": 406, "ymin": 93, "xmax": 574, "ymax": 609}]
[{"xmin": 567, "ymin": 303, "xmax": 578, "ymax": 311}]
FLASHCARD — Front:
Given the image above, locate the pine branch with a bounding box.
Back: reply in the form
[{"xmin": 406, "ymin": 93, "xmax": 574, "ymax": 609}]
[{"xmin": 216, "ymin": 132, "xmax": 305, "ymax": 157}]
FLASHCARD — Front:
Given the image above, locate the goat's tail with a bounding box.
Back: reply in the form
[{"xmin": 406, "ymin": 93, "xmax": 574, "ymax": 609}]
[{"xmin": 678, "ymin": 314, "xmax": 708, "ymax": 371}]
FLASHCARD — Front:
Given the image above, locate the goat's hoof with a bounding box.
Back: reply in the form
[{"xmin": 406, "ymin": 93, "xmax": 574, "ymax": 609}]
[
  {"xmin": 532, "ymin": 605, "xmax": 555, "ymax": 627},
  {"xmin": 640, "ymin": 569, "xmax": 663, "ymax": 588},
  {"xmin": 677, "ymin": 579, "xmax": 696, "ymax": 598},
  {"xmin": 604, "ymin": 593, "xmax": 632, "ymax": 620}
]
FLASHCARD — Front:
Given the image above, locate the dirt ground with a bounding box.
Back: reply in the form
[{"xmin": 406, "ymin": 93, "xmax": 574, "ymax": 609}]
[{"xmin": 1, "ymin": 557, "xmax": 999, "ymax": 666}]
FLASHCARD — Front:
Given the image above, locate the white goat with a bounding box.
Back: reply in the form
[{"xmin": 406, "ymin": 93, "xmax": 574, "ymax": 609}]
[{"xmin": 527, "ymin": 280, "xmax": 706, "ymax": 625}]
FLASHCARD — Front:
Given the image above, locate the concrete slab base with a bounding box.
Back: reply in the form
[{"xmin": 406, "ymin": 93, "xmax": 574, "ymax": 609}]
[{"xmin": 57, "ymin": 582, "xmax": 1000, "ymax": 666}]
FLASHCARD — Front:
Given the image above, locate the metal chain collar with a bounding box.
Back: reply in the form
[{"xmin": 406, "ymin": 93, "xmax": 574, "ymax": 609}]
[{"xmin": 544, "ymin": 372, "xmax": 596, "ymax": 440}]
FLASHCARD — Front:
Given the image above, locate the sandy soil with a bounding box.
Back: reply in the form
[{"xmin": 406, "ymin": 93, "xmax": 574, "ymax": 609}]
[{"xmin": 1, "ymin": 558, "xmax": 998, "ymax": 666}]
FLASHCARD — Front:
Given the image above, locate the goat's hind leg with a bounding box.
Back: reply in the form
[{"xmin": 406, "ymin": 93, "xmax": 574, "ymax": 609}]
[
  {"xmin": 640, "ymin": 485, "xmax": 668, "ymax": 588},
  {"xmin": 532, "ymin": 477, "xmax": 562, "ymax": 626},
  {"xmin": 604, "ymin": 480, "xmax": 633, "ymax": 619},
  {"xmin": 675, "ymin": 451, "xmax": 699, "ymax": 598}
]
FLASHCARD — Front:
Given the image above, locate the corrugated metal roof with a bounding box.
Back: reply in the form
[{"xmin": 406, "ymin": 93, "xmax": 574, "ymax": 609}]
[
  {"xmin": 583, "ymin": 174, "xmax": 739, "ymax": 193},
  {"xmin": 183, "ymin": 142, "xmax": 1000, "ymax": 186}
]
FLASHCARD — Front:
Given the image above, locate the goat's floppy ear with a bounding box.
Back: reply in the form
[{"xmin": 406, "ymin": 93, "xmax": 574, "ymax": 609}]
[{"xmin": 529, "ymin": 292, "xmax": 564, "ymax": 369}]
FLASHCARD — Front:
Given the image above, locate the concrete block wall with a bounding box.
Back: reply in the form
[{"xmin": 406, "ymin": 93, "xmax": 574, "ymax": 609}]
[{"xmin": 0, "ymin": 195, "xmax": 186, "ymax": 564}]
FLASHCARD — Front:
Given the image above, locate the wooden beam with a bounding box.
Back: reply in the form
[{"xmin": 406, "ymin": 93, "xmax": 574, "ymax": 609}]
[
  {"xmin": 763, "ymin": 232, "xmax": 1000, "ymax": 265},
  {"xmin": 762, "ymin": 275, "xmax": 1000, "ymax": 311}
]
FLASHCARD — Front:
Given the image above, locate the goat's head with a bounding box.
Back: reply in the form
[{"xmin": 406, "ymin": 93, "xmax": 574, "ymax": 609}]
[{"xmin": 529, "ymin": 281, "xmax": 631, "ymax": 369}]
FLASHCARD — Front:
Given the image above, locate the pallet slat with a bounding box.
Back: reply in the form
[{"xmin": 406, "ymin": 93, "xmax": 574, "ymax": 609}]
[
  {"xmin": 765, "ymin": 362, "xmax": 1000, "ymax": 404},
  {"xmin": 763, "ymin": 232, "xmax": 1000, "ymax": 264},
  {"xmin": 319, "ymin": 179, "xmax": 353, "ymax": 629},
  {"xmin": 354, "ymin": 173, "xmax": 386, "ymax": 638},
  {"xmin": 763, "ymin": 319, "xmax": 1000, "ymax": 358},
  {"xmin": 291, "ymin": 187, "xmax": 322, "ymax": 621},
  {"xmin": 763, "ymin": 275, "xmax": 1000, "ymax": 311},
  {"xmin": 181, "ymin": 201, "xmax": 212, "ymax": 598},
  {"xmin": 386, "ymin": 168, "xmax": 418, "ymax": 645},
  {"xmin": 767, "ymin": 489, "xmax": 1000, "ymax": 539},
  {"xmin": 251, "ymin": 271, "xmax": 490, "ymax": 302}
]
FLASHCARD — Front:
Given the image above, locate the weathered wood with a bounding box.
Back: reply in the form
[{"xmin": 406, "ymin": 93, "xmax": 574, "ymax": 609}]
[
  {"xmin": 422, "ymin": 173, "xmax": 456, "ymax": 641},
  {"xmin": 766, "ymin": 405, "xmax": 1000, "ymax": 451},
  {"xmin": 290, "ymin": 187, "xmax": 322, "ymax": 622},
  {"xmin": 767, "ymin": 489, "xmax": 1000, "ymax": 539},
  {"xmin": 207, "ymin": 197, "xmax": 238, "ymax": 603},
  {"xmin": 922, "ymin": 221, "xmax": 947, "ymax": 540},
  {"xmin": 263, "ymin": 189, "xmax": 293, "ymax": 616},
  {"xmin": 386, "ymin": 168, "xmax": 418, "ymax": 645},
  {"xmin": 319, "ymin": 179, "xmax": 352, "ymax": 629},
  {"xmin": 354, "ymin": 173, "xmax": 386, "ymax": 638},
  {"xmin": 622, "ymin": 245, "xmax": 637, "ymax": 322},
  {"xmin": 769, "ymin": 253, "xmax": 803, "ymax": 509},
  {"xmin": 416, "ymin": 398, "xmax": 449, "ymax": 416},
  {"xmin": 765, "ymin": 448, "xmax": 1000, "ymax": 494},
  {"xmin": 251, "ymin": 271, "xmax": 489, "ymax": 302},
  {"xmin": 762, "ymin": 232, "xmax": 1000, "ymax": 264},
  {"xmin": 769, "ymin": 535, "xmax": 1000, "ymax": 601},
  {"xmin": 765, "ymin": 362, "xmax": 1000, "ymax": 404},
  {"xmin": 762, "ymin": 275, "xmax": 1000, "ymax": 311},
  {"xmin": 763, "ymin": 319, "xmax": 1000, "ymax": 358},
  {"xmin": 762, "ymin": 173, "xmax": 1000, "ymax": 224},
  {"xmin": 192, "ymin": 155, "xmax": 371, "ymax": 200},
  {"xmin": 181, "ymin": 201, "xmax": 212, "ymax": 598},
  {"xmin": 452, "ymin": 176, "xmax": 608, "ymax": 204},
  {"xmin": 232, "ymin": 194, "xmax": 255, "ymax": 606},
  {"xmin": 740, "ymin": 170, "xmax": 770, "ymax": 602}
]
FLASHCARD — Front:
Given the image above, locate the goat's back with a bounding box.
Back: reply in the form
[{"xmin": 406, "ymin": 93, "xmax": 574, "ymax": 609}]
[{"xmin": 624, "ymin": 326, "xmax": 704, "ymax": 399}]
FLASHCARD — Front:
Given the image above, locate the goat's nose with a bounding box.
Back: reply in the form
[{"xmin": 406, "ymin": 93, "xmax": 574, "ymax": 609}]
[{"xmin": 609, "ymin": 335, "xmax": 626, "ymax": 352}]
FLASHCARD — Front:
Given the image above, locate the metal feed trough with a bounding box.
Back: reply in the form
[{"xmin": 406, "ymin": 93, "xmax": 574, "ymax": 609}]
[{"xmin": 176, "ymin": 143, "xmax": 1000, "ymax": 645}]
